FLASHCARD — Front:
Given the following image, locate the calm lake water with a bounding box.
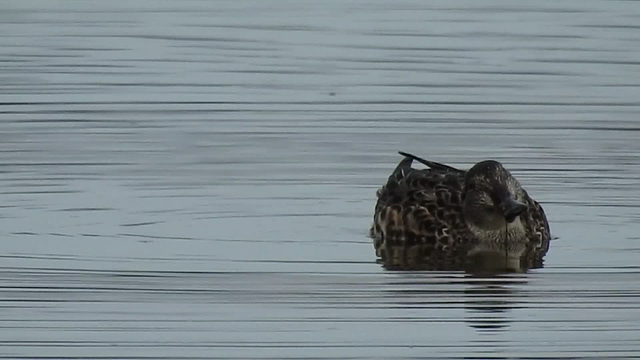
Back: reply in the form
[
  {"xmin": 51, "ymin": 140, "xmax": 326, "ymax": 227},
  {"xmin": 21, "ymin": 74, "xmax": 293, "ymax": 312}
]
[{"xmin": 2, "ymin": 0, "xmax": 640, "ymax": 359}]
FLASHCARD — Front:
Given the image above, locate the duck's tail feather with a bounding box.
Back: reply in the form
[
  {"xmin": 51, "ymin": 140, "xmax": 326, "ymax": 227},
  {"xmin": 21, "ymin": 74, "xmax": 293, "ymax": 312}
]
[
  {"xmin": 390, "ymin": 153, "xmax": 414, "ymax": 178},
  {"xmin": 398, "ymin": 151, "xmax": 461, "ymax": 173}
]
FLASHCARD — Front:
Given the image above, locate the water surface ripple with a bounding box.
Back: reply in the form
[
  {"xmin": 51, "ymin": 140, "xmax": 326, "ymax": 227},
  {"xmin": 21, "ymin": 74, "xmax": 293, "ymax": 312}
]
[{"xmin": 2, "ymin": 1, "xmax": 640, "ymax": 359}]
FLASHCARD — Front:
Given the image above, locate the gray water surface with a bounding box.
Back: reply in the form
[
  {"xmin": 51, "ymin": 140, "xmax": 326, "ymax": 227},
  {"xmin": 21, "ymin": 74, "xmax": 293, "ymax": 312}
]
[{"xmin": 2, "ymin": 1, "xmax": 640, "ymax": 359}]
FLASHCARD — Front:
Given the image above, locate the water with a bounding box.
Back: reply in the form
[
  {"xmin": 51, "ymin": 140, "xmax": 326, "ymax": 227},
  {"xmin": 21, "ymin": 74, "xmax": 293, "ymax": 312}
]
[{"xmin": 1, "ymin": 0, "xmax": 640, "ymax": 358}]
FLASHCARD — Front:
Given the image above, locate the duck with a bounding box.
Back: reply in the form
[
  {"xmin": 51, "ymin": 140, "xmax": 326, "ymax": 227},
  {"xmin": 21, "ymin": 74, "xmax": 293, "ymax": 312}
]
[{"xmin": 370, "ymin": 151, "xmax": 550, "ymax": 271}]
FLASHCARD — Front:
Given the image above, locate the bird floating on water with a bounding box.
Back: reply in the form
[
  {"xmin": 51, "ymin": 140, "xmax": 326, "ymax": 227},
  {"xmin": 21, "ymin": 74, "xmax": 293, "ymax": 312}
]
[{"xmin": 370, "ymin": 151, "xmax": 550, "ymax": 271}]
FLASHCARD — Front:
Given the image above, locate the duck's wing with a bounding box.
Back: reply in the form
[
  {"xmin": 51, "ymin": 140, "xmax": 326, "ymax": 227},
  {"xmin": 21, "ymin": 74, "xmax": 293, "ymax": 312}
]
[
  {"xmin": 383, "ymin": 152, "xmax": 461, "ymax": 190},
  {"xmin": 398, "ymin": 151, "xmax": 463, "ymax": 174},
  {"xmin": 523, "ymin": 198, "xmax": 551, "ymax": 268},
  {"xmin": 379, "ymin": 152, "xmax": 465, "ymax": 207},
  {"xmin": 371, "ymin": 156, "xmax": 467, "ymax": 269}
]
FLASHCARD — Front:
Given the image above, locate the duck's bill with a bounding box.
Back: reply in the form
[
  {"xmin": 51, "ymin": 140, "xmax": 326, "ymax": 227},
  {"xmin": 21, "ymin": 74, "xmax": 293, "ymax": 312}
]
[{"xmin": 501, "ymin": 197, "xmax": 528, "ymax": 223}]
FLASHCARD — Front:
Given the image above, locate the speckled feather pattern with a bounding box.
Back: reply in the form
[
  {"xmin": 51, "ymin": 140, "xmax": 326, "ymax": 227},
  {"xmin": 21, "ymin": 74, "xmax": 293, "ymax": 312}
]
[{"xmin": 370, "ymin": 154, "xmax": 550, "ymax": 271}]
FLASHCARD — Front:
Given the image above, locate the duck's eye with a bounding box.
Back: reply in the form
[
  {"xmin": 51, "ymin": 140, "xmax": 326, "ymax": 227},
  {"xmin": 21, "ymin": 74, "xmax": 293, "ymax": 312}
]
[{"xmin": 484, "ymin": 205, "xmax": 495, "ymax": 213}]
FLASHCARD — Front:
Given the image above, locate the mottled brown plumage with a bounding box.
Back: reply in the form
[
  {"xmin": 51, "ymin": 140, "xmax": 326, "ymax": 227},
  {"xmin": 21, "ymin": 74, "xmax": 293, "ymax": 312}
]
[{"xmin": 370, "ymin": 152, "xmax": 550, "ymax": 271}]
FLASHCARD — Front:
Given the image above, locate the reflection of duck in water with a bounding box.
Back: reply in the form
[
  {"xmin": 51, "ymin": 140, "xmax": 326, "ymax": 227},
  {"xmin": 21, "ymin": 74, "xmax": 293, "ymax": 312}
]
[
  {"xmin": 370, "ymin": 152, "xmax": 550, "ymax": 271},
  {"xmin": 381, "ymin": 273, "xmax": 525, "ymax": 333},
  {"xmin": 463, "ymin": 274, "xmax": 525, "ymax": 332}
]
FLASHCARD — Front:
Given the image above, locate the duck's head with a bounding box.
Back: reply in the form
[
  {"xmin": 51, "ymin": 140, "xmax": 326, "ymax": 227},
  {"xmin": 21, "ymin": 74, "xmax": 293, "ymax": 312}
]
[{"xmin": 462, "ymin": 160, "xmax": 528, "ymax": 232}]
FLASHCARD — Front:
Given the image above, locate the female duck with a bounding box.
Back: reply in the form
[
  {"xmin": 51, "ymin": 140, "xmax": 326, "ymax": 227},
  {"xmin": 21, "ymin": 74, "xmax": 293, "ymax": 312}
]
[{"xmin": 370, "ymin": 152, "xmax": 550, "ymax": 271}]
